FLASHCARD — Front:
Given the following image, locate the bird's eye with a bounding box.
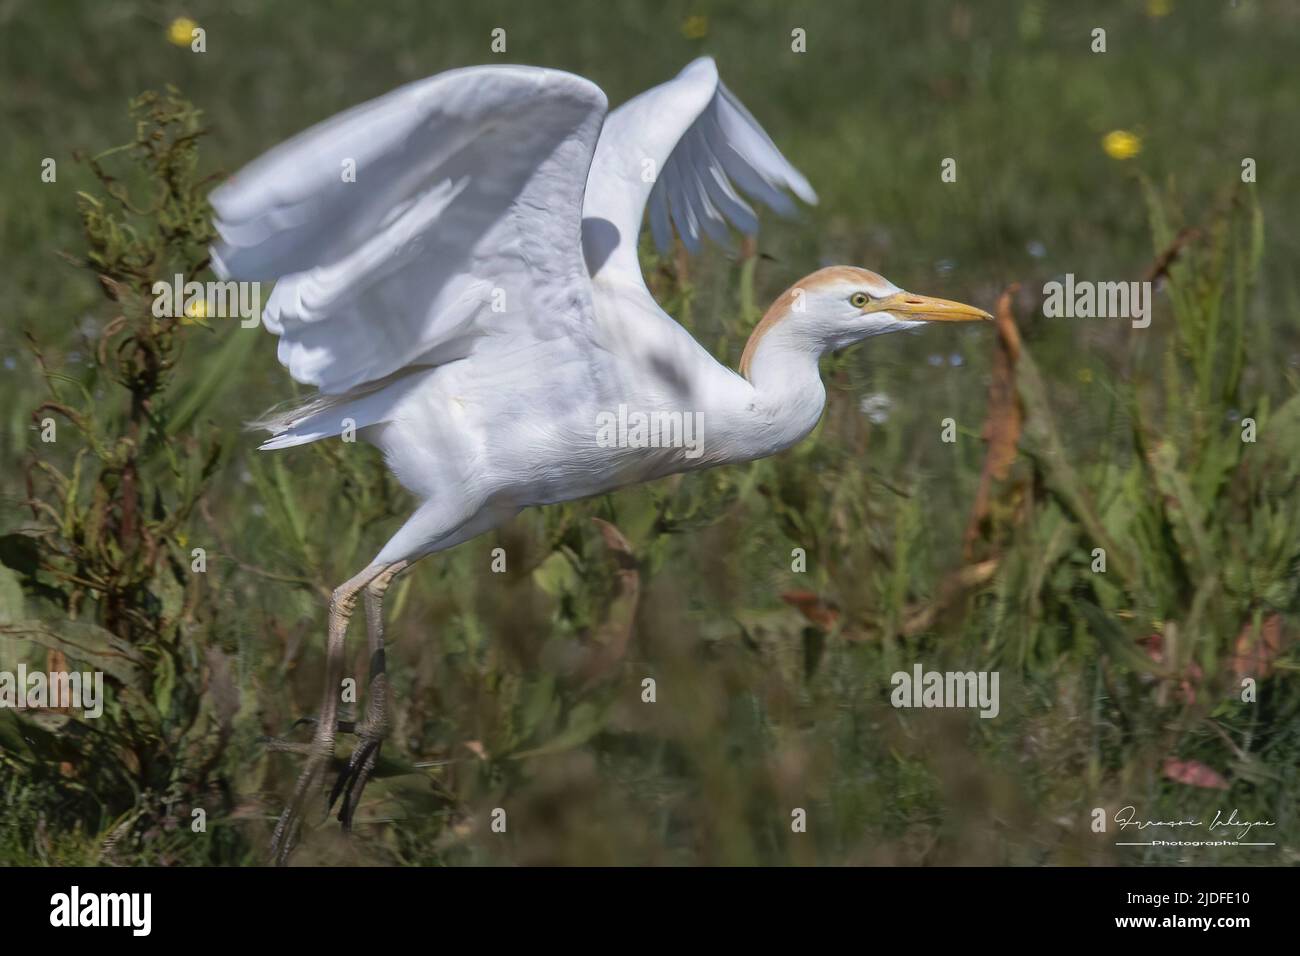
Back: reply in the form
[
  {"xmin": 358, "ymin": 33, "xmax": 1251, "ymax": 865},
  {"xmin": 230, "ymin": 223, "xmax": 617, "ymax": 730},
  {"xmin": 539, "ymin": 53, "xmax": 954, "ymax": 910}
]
[{"xmin": 850, "ymin": 292, "xmax": 871, "ymax": 308}]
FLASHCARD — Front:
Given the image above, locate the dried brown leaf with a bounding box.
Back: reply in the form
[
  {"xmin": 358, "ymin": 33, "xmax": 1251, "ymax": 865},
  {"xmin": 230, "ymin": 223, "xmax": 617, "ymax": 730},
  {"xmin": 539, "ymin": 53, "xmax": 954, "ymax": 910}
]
[
  {"xmin": 1232, "ymin": 614, "xmax": 1286, "ymax": 681},
  {"xmin": 963, "ymin": 284, "xmax": 1024, "ymax": 560}
]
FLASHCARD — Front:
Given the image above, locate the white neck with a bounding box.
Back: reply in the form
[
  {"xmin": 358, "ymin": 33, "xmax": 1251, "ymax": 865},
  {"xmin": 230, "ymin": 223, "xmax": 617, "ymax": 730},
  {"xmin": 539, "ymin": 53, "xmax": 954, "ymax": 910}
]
[
  {"xmin": 732, "ymin": 324, "xmax": 827, "ymax": 461},
  {"xmin": 587, "ymin": 275, "xmax": 829, "ymax": 472}
]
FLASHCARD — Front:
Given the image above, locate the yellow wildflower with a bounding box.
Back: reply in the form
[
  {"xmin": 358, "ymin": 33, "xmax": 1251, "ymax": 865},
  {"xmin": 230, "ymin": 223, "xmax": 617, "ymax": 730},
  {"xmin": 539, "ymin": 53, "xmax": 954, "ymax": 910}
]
[
  {"xmin": 168, "ymin": 17, "xmax": 198, "ymax": 48},
  {"xmin": 1102, "ymin": 130, "xmax": 1142, "ymax": 160}
]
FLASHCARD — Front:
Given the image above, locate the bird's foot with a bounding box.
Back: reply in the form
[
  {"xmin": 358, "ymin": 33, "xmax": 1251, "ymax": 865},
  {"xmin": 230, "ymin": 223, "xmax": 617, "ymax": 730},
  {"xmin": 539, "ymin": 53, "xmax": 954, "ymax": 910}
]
[
  {"xmin": 263, "ymin": 702, "xmax": 388, "ymax": 859},
  {"xmin": 268, "ymin": 728, "xmax": 338, "ymax": 866},
  {"xmin": 326, "ymin": 716, "xmax": 388, "ymax": 830}
]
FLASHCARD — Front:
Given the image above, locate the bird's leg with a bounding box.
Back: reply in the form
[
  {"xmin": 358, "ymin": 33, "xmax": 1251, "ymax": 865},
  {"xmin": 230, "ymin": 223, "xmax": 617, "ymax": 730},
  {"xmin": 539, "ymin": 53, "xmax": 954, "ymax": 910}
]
[
  {"xmin": 269, "ymin": 563, "xmax": 384, "ymax": 865},
  {"xmin": 328, "ymin": 559, "xmax": 408, "ymax": 829}
]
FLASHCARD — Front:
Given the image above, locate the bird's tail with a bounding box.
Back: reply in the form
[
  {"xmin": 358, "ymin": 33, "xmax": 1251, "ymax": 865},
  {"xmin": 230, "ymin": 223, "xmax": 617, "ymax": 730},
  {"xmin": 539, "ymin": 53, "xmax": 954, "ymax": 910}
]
[
  {"xmin": 249, "ymin": 367, "xmax": 428, "ymax": 450},
  {"xmin": 247, "ymin": 393, "xmax": 355, "ymax": 450}
]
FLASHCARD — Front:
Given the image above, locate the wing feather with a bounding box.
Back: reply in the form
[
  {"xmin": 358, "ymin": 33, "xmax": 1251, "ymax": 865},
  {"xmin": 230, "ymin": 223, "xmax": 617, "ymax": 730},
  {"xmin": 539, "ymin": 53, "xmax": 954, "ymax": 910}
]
[
  {"xmin": 581, "ymin": 56, "xmax": 815, "ymax": 285},
  {"xmin": 211, "ymin": 66, "xmax": 608, "ymax": 394}
]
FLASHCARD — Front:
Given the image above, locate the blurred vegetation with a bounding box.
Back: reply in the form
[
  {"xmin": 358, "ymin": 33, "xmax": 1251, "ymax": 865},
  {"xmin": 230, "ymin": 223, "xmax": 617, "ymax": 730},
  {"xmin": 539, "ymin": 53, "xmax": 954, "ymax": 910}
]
[{"xmin": 1, "ymin": 1, "xmax": 1297, "ymax": 865}]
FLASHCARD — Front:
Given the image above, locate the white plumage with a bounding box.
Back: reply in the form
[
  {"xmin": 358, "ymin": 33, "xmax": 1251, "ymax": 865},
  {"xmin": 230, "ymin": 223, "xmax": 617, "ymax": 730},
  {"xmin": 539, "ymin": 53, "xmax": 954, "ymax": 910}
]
[{"xmin": 213, "ymin": 57, "xmax": 988, "ymax": 861}]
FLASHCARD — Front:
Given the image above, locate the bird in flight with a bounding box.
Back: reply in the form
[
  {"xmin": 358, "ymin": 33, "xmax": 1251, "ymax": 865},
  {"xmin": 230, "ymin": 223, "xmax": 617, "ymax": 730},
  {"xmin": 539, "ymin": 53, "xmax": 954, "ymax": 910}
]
[{"xmin": 210, "ymin": 56, "xmax": 990, "ymax": 862}]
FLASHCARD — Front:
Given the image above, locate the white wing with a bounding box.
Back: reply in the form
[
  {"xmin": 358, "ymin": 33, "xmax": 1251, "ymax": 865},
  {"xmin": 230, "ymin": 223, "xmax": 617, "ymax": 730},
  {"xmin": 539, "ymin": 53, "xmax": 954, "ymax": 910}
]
[
  {"xmin": 581, "ymin": 57, "xmax": 816, "ymax": 284},
  {"xmin": 211, "ymin": 66, "xmax": 607, "ymax": 395}
]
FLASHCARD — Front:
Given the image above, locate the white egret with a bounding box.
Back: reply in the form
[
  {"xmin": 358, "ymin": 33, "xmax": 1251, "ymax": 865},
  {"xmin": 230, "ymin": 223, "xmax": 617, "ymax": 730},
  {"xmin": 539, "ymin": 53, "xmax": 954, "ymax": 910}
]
[{"xmin": 210, "ymin": 56, "xmax": 990, "ymax": 862}]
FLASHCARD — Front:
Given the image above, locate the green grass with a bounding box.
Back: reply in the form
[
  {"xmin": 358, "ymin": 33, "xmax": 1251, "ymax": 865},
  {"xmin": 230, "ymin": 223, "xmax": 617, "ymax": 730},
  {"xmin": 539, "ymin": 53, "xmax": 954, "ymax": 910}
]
[{"xmin": 1, "ymin": 0, "xmax": 1298, "ymax": 865}]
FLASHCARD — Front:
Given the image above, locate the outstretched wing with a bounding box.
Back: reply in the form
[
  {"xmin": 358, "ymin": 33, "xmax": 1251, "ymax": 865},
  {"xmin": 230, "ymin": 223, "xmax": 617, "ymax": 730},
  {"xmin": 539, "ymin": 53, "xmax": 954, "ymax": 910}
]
[
  {"xmin": 581, "ymin": 57, "xmax": 815, "ymax": 284},
  {"xmin": 211, "ymin": 66, "xmax": 608, "ymax": 395}
]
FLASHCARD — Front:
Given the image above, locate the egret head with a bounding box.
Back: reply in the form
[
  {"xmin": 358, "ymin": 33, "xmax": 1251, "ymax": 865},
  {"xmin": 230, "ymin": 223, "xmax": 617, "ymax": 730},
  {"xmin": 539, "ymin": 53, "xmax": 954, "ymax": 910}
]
[{"xmin": 740, "ymin": 266, "xmax": 991, "ymax": 379}]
